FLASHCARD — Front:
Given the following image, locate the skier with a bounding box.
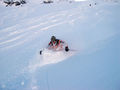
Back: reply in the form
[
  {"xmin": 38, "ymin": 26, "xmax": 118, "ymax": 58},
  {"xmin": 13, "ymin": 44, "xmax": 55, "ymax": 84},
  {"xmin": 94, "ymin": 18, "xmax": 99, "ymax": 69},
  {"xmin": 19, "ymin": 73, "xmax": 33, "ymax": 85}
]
[
  {"xmin": 40, "ymin": 36, "xmax": 69, "ymax": 55},
  {"xmin": 48, "ymin": 36, "xmax": 69, "ymax": 51}
]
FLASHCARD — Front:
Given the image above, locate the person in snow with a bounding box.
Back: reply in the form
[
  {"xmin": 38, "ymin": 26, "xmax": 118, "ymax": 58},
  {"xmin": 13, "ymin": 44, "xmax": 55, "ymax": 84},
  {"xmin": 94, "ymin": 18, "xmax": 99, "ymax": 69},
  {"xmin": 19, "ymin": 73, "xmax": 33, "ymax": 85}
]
[
  {"xmin": 48, "ymin": 36, "xmax": 69, "ymax": 51},
  {"xmin": 40, "ymin": 36, "xmax": 69, "ymax": 55}
]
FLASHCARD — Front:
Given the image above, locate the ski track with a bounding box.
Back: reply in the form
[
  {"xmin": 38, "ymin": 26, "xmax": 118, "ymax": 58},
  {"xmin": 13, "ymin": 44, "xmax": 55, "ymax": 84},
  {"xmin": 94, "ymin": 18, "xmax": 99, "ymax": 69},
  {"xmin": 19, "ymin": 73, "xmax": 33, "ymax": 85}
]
[{"xmin": 0, "ymin": 6, "xmax": 86, "ymax": 50}]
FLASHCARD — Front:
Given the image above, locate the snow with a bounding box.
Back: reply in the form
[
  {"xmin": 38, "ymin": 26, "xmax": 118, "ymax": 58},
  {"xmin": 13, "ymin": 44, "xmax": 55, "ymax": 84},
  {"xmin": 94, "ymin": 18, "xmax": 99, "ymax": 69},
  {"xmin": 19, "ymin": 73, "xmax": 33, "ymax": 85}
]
[
  {"xmin": 0, "ymin": 0, "xmax": 120, "ymax": 90},
  {"xmin": 28, "ymin": 49, "xmax": 76, "ymax": 72},
  {"xmin": 75, "ymin": 0, "xmax": 87, "ymax": 2}
]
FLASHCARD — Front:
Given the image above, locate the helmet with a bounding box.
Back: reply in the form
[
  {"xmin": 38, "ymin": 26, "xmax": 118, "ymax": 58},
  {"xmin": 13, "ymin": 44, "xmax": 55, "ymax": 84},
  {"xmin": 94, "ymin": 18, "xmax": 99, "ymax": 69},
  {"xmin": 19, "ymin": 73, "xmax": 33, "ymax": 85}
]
[{"xmin": 51, "ymin": 36, "xmax": 56, "ymax": 42}]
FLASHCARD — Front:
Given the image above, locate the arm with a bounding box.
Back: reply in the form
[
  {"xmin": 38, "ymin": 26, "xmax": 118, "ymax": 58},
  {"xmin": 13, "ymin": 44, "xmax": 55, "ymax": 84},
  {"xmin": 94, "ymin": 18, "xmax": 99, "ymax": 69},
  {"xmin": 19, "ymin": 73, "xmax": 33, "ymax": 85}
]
[
  {"xmin": 60, "ymin": 40, "xmax": 69, "ymax": 52},
  {"xmin": 47, "ymin": 41, "xmax": 53, "ymax": 49}
]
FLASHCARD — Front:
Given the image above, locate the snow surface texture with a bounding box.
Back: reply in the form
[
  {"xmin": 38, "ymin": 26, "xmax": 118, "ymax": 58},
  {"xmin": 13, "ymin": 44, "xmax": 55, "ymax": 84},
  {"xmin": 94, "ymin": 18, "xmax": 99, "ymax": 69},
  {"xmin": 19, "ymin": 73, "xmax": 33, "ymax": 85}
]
[{"xmin": 0, "ymin": 0, "xmax": 120, "ymax": 90}]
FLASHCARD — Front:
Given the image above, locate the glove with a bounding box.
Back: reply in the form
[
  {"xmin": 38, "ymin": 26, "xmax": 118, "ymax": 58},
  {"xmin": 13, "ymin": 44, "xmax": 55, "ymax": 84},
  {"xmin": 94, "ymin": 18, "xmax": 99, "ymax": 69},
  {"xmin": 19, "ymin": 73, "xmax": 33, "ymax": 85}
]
[
  {"xmin": 65, "ymin": 46, "xmax": 69, "ymax": 52},
  {"xmin": 40, "ymin": 50, "xmax": 42, "ymax": 55}
]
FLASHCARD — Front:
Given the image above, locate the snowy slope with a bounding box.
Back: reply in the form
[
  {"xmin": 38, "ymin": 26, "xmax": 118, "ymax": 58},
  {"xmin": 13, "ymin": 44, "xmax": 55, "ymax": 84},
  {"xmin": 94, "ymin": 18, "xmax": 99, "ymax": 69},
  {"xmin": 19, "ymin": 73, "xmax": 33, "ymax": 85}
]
[{"xmin": 0, "ymin": 0, "xmax": 120, "ymax": 90}]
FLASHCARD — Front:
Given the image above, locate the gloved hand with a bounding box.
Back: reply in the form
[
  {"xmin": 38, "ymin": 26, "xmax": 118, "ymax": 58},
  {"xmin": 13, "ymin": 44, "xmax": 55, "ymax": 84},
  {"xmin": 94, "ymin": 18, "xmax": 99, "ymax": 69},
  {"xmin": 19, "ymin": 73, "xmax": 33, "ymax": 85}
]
[
  {"xmin": 65, "ymin": 46, "xmax": 69, "ymax": 52},
  {"xmin": 40, "ymin": 50, "xmax": 42, "ymax": 55}
]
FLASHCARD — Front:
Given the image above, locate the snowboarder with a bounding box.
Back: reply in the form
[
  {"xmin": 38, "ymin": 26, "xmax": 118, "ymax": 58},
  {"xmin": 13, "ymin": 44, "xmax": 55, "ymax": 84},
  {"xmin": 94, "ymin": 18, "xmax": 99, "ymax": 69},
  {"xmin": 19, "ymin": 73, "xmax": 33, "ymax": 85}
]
[{"xmin": 40, "ymin": 36, "xmax": 69, "ymax": 55}]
